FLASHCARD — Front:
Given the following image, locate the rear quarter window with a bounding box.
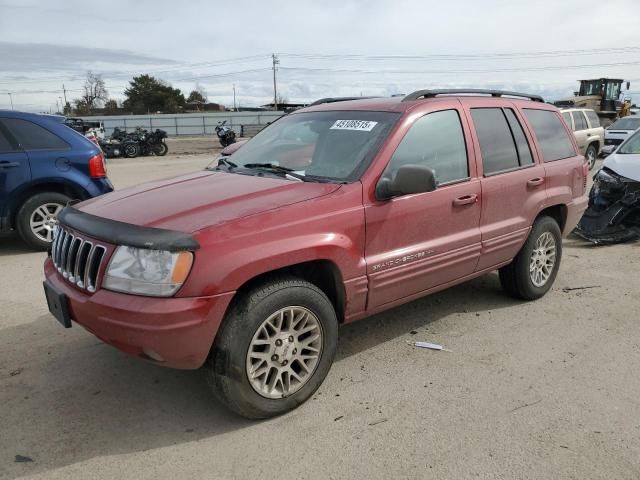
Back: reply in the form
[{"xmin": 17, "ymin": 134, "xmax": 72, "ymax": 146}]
[
  {"xmin": 1, "ymin": 118, "xmax": 69, "ymax": 151},
  {"xmin": 523, "ymin": 109, "xmax": 576, "ymax": 162},
  {"xmin": 585, "ymin": 110, "xmax": 600, "ymax": 128}
]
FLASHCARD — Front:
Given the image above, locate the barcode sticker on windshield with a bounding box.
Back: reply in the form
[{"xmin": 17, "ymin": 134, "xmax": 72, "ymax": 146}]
[{"xmin": 330, "ymin": 120, "xmax": 378, "ymax": 132}]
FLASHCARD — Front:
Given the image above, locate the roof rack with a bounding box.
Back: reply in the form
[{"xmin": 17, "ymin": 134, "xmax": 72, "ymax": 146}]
[
  {"xmin": 308, "ymin": 96, "xmax": 380, "ymax": 106},
  {"xmin": 402, "ymin": 89, "xmax": 544, "ymax": 103}
]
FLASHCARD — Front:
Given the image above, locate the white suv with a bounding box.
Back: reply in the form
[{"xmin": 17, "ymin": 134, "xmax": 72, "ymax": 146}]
[{"xmin": 561, "ymin": 108, "xmax": 604, "ymax": 170}]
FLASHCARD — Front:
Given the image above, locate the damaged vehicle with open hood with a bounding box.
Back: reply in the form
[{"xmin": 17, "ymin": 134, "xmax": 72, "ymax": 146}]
[{"xmin": 576, "ymin": 128, "xmax": 640, "ymax": 244}]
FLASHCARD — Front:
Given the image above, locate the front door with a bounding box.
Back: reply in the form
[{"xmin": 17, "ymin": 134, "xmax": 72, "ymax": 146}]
[
  {"xmin": 364, "ymin": 108, "xmax": 482, "ymax": 309},
  {"xmin": 0, "ymin": 122, "xmax": 30, "ymax": 226}
]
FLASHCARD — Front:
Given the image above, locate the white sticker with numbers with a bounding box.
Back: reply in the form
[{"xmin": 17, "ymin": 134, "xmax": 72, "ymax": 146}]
[{"xmin": 329, "ymin": 119, "xmax": 378, "ymax": 132}]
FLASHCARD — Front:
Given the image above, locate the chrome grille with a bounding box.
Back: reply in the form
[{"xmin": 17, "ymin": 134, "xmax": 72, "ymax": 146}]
[{"xmin": 51, "ymin": 226, "xmax": 107, "ymax": 293}]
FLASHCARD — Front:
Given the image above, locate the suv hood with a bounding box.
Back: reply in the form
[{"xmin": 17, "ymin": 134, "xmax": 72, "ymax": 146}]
[
  {"xmin": 603, "ymin": 152, "xmax": 640, "ymax": 181},
  {"xmin": 78, "ymin": 170, "xmax": 340, "ymax": 233}
]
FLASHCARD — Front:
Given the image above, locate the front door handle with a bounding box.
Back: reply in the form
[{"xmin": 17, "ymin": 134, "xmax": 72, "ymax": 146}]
[
  {"xmin": 452, "ymin": 194, "xmax": 478, "ymax": 206},
  {"xmin": 527, "ymin": 177, "xmax": 545, "ymax": 187},
  {"xmin": 0, "ymin": 161, "xmax": 20, "ymax": 169}
]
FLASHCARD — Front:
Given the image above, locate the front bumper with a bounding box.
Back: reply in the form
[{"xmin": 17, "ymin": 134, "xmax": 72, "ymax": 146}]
[
  {"xmin": 44, "ymin": 259, "xmax": 234, "ymax": 369},
  {"xmin": 601, "ymin": 145, "xmax": 616, "ymax": 156}
]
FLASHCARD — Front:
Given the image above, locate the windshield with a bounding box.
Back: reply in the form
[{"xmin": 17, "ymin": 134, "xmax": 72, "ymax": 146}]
[
  {"xmin": 609, "ymin": 117, "xmax": 640, "ymax": 131},
  {"xmin": 223, "ymin": 110, "xmax": 400, "ymax": 181},
  {"xmin": 618, "ymin": 128, "xmax": 640, "ymax": 154}
]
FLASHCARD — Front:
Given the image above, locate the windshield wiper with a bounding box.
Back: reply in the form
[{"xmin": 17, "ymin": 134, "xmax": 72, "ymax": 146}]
[
  {"xmin": 216, "ymin": 157, "xmax": 238, "ymax": 169},
  {"xmin": 242, "ymin": 163, "xmax": 313, "ymax": 182}
]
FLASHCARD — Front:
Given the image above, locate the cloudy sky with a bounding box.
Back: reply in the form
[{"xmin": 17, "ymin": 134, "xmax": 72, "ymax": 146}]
[{"xmin": 1, "ymin": 0, "xmax": 640, "ymax": 112}]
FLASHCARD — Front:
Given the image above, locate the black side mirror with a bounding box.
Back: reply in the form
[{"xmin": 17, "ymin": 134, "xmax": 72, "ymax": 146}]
[{"xmin": 376, "ymin": 164, "xmax": 436, "ymax": 200}]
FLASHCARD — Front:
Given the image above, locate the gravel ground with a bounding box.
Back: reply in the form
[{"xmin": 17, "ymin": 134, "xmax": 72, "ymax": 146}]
[{"xmin": 1, "ymin": 155, "xmax": 639, "ymax": 480}]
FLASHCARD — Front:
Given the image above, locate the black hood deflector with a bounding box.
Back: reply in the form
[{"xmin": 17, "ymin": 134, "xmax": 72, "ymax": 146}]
[{"xmin": 58, "ymin": 205, "xmax": 200, "ymax": 252}]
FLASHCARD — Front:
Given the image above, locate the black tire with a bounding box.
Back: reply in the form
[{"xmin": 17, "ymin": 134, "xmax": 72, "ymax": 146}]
[
  {"xmin": 585, "ymin": 144, "xmax": 598, "ymax": 171},
  {"xmin": 207, "ymin": 276, "xmax": 338, "ymax": 419},
  {"xmin": 123, "ymin": 142, "xmax": 140, "ymax": 158},
  {"xmin": 499, "ymin": 216, "xmax": 562, "ymax": 300},
  {"xmin": 153, "ymin": 143, "xmax": 168, "ymax": 156},
  {"xmin": 16, "ymin": 192, "xmax": 71, "ymax": 250}
]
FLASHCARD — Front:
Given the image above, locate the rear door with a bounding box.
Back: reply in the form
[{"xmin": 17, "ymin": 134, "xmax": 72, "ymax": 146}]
[
  {"xmin": 1, "ymin": 118, "xmax": 72, "ymax": 184},
  {"xmin": 364, "ymin": 105, "xmax": 482, "ymax": 309},
  {"xmin": 460, "ymin": 99, "xmax": 547, "ymax": 271},
  {"xmin": 0, "ymin": 121, "xmax": 30, "ymax": 226}
]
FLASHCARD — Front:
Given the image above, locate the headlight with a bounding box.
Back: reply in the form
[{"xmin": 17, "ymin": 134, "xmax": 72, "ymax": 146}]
[{"xmin": 103, "ymin": 246, "xmax": 193, "ymax": 297}]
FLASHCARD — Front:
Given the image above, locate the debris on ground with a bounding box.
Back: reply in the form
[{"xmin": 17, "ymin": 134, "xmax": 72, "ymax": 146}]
[
  {"xmin": 561, "ymin": 285, "xmax": 601, "ymax": 293},
  {"xmin": 334, "ymin": 415, "xmax": 344, "ymax": 422},
  {"xmin": 408, "ymin": 341, "xmax": 451, "ymax": 352},
  {"xmin": 368, "ymin": 418, "xmax": 388, "ymax": 426},
  {"xmin": 14, "ymin": 455, "xmax": 33, "ymax": 463},
  {"xmin": 9, "ymin": 368, "xmax": 23, "ymax": 377}
]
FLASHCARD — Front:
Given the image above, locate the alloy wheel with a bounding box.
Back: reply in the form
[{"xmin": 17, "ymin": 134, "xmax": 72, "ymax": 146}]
[
  {"xmin": 246, "ymin": 306, "xmax": 323, "ymax": 399},
  {"xmin": 29, "ymin": 203, "xmax": 63, "ymax": 243},
  {"xmin": 529, "ymin": 231, "xmax": 557, "ymax": 287}
]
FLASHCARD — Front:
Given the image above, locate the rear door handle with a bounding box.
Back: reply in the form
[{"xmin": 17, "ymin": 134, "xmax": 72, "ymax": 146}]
[
  {"xmin": 452, "ymin": 194, "xmax": 478, "ymax": 206},
  {"xmin": 0, "ymin": 161, "xmax": 20, "ymax": 169},
  {"xmin": 527, "ymin": 177, "xmax": 545, "ymax": 187}
]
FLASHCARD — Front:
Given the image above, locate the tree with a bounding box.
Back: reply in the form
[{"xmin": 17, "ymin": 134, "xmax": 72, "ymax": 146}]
[
  {"xmin": 276, "ymin": 94, "xmax": 288, "ymax": 108},
  {"xmin": 81, "ymin": 71, "xmax": 108, "ymax": 110},
  {"xmin": 63, "ymin": 102, "xmax": 72, "ymax": 115},
  {"xmin": 104, "ymin": 99, "xmax": 119, "ymax": 113},
  {"xmin": 123, "ymin": 74, "xmax": 186, "ymax": 114},
  {"xmin": 188, "ymin": 83, "xmax": 207, "ymax": 103}
]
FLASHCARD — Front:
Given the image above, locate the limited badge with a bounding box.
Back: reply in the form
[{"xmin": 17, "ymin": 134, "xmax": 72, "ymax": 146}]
[{"xmin": 329, "ymin": 120, "xmax": 378, "ymax": 132}]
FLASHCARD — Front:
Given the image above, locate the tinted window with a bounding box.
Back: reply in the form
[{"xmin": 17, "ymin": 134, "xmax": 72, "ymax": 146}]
[
  {"xmin": 585, "ymin": 110, "xmax": 600, "ymax": 128},
  {"xmin": 523, "ymin": 109, "xmax": 576, "ymax": 161},
  {"xmin": 571, "ymin": 111, "xmax": 588, "ymax": 131},
  {"xmin": 562, "ymin": 112, "xmax": 572, "ymax": 128},
  {"xmin": 471, "ymin": 108, "xmax": 519, "ymax": 174},
  {"xmin": 1, "ymin": 119, "xmax": 69, "ymax": 150},
  {"xmin": 385, "ymin": 109, "xmax": 468, "ymax": 185},
  {"xmin": 0, "ymin": 126, "xmax": 16, "ymax": 153},
  {"xmin": 504, "ymin": 109, "xmax": 534, "ymax": 165}
]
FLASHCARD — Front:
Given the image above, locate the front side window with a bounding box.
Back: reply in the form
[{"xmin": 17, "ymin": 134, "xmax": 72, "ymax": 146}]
[
  {"xmin": 523, "ymin": 109, "xmax": 576, "ymax": 162},
  {"xmin": 383, "ymin": 109, "xmax": 468, "ymax": 186},
  {"xmin": 1, "ymin": 119, "xmax": 69, "ymax": 151},
  {"xmin": 0, "ymin": 125, "xmax": 17, "ymax": 153},
  {"xmin": 224, "ymin": 110, "xmax": 400, "ymax": 181},
  {"xmin": 571, "ymin": 111, "xmax": 588, "ymax": 131}
]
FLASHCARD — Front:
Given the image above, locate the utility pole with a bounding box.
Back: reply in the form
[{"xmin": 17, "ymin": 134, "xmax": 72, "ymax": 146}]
[
  {"xmin": 55, "ymin": 99, "xmax": 60, "ymax": 113},
  {"xmin": 62, "ymin": 84, "xmax": 68, "ymax": 106},
  {"xmin": 233, "ymin": 84, "xmax": 237, "ymax": 111},
  {"xmin": 58, "ymin": 97, "xmax": 63, "ymax": 114},
  {"xmin": 272, "ymin": 53, "xmax": 279, "ymax": 111},
  {"xmin": 7, "ymin": 92, "xmax": 13, "ymax": 110}
]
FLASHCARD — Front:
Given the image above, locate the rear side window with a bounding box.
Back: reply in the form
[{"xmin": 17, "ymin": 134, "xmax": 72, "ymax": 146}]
[
  {"xmin": 585, "ymin": 110, "xmax": 600, "ymax": 128},
  {"xmin": 571, "ymin": 111, "xmax": 588, "ymax": 131},
  {"xmin": 1, "ymin": 119, "xmax": 69, "ymax": 150},
  {"xmin": 385, "ymin": 109, "xmax": 468, "ymax": 185},
  {"xmin": 471, "ymin": 108, "xmax": 533, "ymax": 174},
  {"xmin": 523, "ymin": 109, "xmax": 576, "ymax": 162},
  {"xmin": 562, "ymin": 112, "xmax": 572, "ymax": 128}
]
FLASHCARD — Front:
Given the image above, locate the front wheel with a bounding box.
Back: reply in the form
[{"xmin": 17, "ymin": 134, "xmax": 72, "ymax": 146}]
[
  {"xmin": 153, "ymin": 142, "xmax": 168, "ymax": 156},
  {"xmin": 585, "ymin": 144, "xmax": 598, "ymax": 171},
  {"xmin": 499, "ymin": 216, "xmax": 562, "ymax": 300},
  {"xmin": 207, "ymin": 277, "xmax": 338, "ymax": 419}
]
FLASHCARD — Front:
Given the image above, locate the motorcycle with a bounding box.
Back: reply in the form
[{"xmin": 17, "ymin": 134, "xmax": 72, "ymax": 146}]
[
  {"xmin": 215, "ymin": 120, "xmax": 236, "ymax": 147},
  {"xmin": 138, "ymin": 128, "xmax": 168, "ymax": 156}
]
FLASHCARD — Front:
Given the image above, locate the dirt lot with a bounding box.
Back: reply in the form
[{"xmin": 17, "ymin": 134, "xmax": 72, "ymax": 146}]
[{"xmin": 1, "ymin": 154, "xmax": 639, "ymax": 480}]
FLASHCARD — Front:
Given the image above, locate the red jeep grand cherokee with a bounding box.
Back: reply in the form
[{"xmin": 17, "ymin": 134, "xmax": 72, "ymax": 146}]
[{"xmin": 43, "ymin": 89, "xmax": 588, "ymax": 418}]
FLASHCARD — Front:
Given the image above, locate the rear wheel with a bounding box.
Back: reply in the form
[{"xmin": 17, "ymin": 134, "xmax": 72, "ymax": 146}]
[
  {"xmin": 123, "ymin": 142, "xmax": 140, "ymax": 158},
  {"xmin": 153, "ymin": 143, "xmax": 168, "ymax": 156},
  {"xmin": 499, "ymin": 216, "xmax": 562, "ymax": 300},
  {"xmin": 16, "ymin": 192, "xmax": 71, "ymax": 250},
  {"xmin": 207, "ymin": 277, "xmax": 338, "ymax": 419},
  {"xmin": 585, "ymin": 144, "xmax": 598, "ymax": 171}
]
